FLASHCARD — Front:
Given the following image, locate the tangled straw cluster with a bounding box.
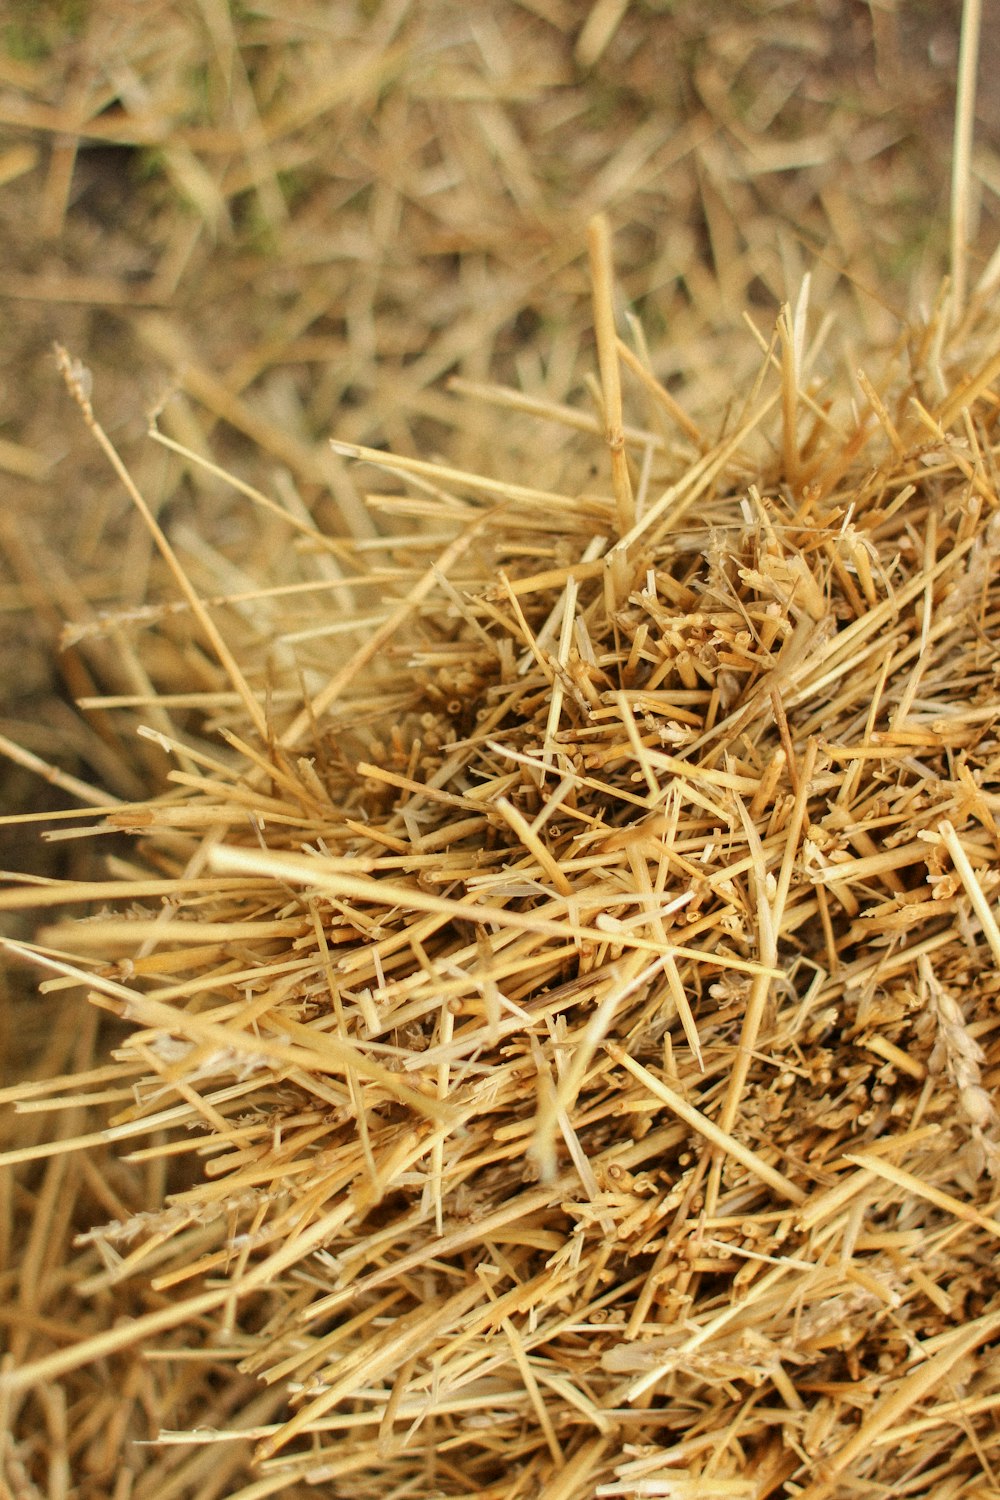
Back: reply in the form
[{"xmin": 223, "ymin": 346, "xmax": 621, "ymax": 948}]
[{"xmin": 4, "ymin": 228, "xmax": 1000, "ymax": 1498}]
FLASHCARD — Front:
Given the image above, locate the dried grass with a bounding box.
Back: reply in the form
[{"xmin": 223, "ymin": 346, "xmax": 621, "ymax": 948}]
[
  {"xmin": 4, "ymin": 200, "xmax": 1000, "ymax": 1494},
  {"xmin": 3, "ymin": 3, "xmax": 1000, "ymax": 1498}
]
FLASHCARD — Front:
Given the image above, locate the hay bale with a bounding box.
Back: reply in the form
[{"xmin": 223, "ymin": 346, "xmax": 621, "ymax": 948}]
[{"xmin": 3, "ymin": 207, "xmax": 1000, "ymax": 1498}]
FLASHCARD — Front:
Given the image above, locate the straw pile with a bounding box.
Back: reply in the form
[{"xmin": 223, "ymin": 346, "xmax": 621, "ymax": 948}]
[
  {"xmin": 0, "ymin": 0, "xmax": 967, "ymax": 820},
  {"xmin": 3, "ymin": 202, "xmax": 1000, "ymax": 1498}
]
